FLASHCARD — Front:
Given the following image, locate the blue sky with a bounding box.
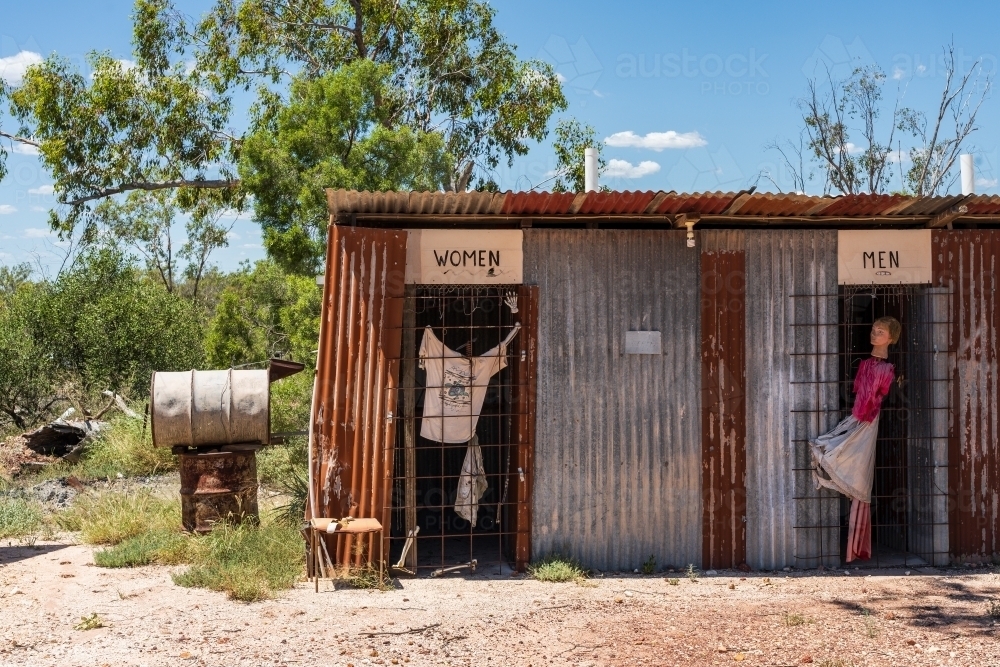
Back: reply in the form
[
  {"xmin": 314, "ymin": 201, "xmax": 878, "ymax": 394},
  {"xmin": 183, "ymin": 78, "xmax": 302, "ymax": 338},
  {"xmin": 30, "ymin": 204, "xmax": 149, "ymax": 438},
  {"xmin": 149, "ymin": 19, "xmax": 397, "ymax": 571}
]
[{"xmin": 2, "ymin": 0, "xmax": 999, "ymax": 272}]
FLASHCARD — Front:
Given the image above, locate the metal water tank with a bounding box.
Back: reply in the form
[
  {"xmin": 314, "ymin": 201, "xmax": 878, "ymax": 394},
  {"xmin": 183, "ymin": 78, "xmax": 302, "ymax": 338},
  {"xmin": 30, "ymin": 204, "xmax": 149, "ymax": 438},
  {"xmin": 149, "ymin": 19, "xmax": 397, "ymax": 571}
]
[{"xmin": 150, "ymin": 370, "xmax": 270, "ymax": 448}]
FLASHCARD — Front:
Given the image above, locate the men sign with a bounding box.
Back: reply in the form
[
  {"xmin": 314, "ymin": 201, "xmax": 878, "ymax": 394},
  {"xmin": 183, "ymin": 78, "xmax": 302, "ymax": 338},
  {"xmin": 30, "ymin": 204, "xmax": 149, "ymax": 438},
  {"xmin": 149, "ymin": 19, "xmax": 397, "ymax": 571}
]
[
  {"xmin": 838, "ymin": 230, "xmax": 932, "ymax": 285},
  {"xmin": 405, "ymin": 230, "xmax": 523, "ymax": 284}
]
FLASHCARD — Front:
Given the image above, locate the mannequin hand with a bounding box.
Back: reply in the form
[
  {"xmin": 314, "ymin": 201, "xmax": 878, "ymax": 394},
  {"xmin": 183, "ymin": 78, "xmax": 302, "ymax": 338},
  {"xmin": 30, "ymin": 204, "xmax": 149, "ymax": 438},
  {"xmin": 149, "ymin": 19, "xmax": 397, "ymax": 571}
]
[{"xmin": 504, "ymin": 292, "xmax": 518, "ymax": 314}]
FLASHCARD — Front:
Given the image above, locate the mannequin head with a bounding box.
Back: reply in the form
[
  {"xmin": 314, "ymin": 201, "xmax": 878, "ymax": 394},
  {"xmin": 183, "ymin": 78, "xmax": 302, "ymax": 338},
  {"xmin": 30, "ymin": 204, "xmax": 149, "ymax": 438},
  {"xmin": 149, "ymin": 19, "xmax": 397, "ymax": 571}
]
[{"xmin": 871, "ymin": 316, "xmax": 901, "ymax": 358}]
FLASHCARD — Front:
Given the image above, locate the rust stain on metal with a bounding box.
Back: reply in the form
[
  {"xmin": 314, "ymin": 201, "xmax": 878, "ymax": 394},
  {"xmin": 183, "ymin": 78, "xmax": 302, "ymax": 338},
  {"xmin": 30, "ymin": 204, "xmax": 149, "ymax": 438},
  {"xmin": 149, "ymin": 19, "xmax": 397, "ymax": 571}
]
[
  {"xmin": 310, "ymin": 225, "xmax": 407, "ymax": 566},
  {"xmin": 933, "ymin": 230, "xmax": 1000, "ymax": 560},
  {"xmin": 179, "ymin": 451, "xmax": 259, "ymax": 533},
  {"xmin": 700, "ymin": 242, "xmax": 747, "ymax": 570}
]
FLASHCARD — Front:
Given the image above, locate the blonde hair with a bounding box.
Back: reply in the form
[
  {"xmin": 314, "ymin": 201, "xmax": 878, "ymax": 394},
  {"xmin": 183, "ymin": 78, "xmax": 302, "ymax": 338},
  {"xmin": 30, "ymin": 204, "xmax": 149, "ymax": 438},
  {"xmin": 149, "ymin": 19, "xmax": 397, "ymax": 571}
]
[{"xmin": 874, "ymin": 316, "xmax": 902, "ymax": 344}]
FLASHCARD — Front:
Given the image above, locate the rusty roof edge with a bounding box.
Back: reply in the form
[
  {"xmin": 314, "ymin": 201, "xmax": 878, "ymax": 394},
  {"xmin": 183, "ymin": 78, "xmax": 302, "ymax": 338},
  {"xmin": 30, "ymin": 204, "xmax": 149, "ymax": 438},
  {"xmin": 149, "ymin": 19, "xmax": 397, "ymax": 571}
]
[
  {"xmin": 721, "ymin": 187, "xmax": 757, "ymax": 215},
  {"xmin": 326, "ymin": 189, "xmax": 1000, "ymax": 218}
]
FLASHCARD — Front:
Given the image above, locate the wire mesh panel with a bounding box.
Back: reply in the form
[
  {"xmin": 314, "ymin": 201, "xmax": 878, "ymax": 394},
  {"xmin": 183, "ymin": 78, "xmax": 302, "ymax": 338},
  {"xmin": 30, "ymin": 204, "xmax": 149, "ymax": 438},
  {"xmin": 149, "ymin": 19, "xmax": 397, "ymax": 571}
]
[
  {"xmin": 387, "ymin": 285, "xmax": 528, "ymax": 576},
  {"xmin": 791, "ymin": 285, "xmax": 952, "ymax": 568}
]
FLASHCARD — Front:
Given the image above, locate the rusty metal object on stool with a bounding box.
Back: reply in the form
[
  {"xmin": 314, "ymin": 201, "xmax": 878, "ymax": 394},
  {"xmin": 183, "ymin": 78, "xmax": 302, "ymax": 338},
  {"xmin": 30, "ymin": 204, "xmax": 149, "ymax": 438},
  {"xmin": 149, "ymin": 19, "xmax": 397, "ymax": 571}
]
[{"xmin": 179, "ymin": 450, "xmax": 259, "ymax": 533}]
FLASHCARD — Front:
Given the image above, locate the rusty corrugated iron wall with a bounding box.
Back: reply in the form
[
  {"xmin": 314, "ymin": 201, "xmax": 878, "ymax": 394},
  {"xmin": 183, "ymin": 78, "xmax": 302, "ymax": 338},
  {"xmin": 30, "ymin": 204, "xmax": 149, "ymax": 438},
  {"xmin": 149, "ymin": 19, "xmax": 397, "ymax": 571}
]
[
  {"xmin": 933, "ymin": 231, "xmax": 1000, "ymax": 560},
  {"xmin": 700, "ymin": 231, "xmax": 747, "ymax": 570},
  {"xmin": 309, "ymin": 225, "xmax": 407, "ymax": 565},
  {"xmin": 744, "ymin": 231, "xmax": 840, "ymax": 570},
  {"xmin": 523, "ymin": 229, "xmax": 702, "ymax": 571}
]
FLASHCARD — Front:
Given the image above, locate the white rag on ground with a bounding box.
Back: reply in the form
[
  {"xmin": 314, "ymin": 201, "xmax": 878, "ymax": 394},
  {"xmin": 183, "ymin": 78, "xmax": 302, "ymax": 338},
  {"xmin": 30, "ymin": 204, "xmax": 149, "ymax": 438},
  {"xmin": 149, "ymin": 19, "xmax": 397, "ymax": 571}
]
[
  {"xmin": 809, "ymin": 415, "xmax": 879, "ymax": 503},
  {"xmin": 454, "ymin": 435, "xmax": 488, "ymax": 526}
]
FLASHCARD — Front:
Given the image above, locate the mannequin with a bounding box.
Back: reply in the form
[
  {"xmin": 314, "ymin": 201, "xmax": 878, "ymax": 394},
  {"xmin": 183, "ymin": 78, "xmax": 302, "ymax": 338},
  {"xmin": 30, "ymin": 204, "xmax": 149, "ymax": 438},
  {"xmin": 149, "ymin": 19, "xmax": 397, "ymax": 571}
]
[
  {"xmin": 419, "ymin": 293, "xmax": 521, "ymax": 526},
  {"xmin": 809, "ymin": 316, "xmax": 901, "ymax": 562}
]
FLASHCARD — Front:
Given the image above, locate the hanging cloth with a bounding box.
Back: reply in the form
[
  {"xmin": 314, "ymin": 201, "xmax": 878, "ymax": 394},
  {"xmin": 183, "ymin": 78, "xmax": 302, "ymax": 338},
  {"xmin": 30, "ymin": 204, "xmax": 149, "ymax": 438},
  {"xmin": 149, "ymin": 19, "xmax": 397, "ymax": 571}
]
[
  {"xmin": 454, "ymin": 434, "xmax": 488, "ymax": 526},
  {"xmin": 846, "ymin": 499, "xmax": 872, "ymax": 562},
  {"xmin": 809, "ymin": 357, "xmax": 894, "ymax": 504},
  {"xmin": 418, "ymin": 327, "xmax": 509, "ymax": 444},
  {"xmin": 810, "ymin": 415, "xmax": 880, "ymax": 503}
]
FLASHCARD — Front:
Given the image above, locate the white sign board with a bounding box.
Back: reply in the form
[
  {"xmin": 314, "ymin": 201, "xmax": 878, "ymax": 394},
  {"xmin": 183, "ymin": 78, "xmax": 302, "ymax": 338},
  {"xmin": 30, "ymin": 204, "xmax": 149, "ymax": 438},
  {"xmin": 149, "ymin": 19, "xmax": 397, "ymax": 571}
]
[
  {"xmin": 405, "ymin": 229, "xmax": 523, "ymax": 284},
  {"xmin": 838, "ymin": 230, "xmax": 933, "ymax": 285},
  {"xmin": 625, "ymin": 331, "xmax": 662, "ymax": 355}
]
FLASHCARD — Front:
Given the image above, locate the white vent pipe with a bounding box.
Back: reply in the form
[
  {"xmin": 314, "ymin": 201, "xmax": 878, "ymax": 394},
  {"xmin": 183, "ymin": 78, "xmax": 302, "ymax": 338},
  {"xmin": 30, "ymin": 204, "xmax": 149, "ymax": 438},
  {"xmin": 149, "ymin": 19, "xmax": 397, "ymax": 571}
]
[
  {"xmin": 960, "ymin": 154, "xmax": 975, "ymax": 196},
  {"xmin": 584, "ymin": 148, "xmax": 598, "ymax": 192}
]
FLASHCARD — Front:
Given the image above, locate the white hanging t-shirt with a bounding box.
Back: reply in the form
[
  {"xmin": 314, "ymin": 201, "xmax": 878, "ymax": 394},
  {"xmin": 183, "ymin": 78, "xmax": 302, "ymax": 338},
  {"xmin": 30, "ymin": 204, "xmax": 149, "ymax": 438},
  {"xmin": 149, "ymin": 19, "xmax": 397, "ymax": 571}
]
[{"xmin": 419, "ymin": 327, "xmax": 508, "ymax": 443}]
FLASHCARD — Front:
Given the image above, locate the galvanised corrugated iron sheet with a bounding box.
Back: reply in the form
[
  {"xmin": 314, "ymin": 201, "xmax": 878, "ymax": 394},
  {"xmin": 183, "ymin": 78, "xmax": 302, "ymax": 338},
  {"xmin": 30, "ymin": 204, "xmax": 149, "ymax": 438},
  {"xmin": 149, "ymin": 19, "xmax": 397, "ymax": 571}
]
[
  {"xmin": 744, "ymin": 230, "xmax": 841, "ymax": 570},
  {"xmin": 326, "ymin": 189, "xmax": 1000, "ymax": 220},
  {"xmin": 523, "ymin": 229, "xmax": 702, "ymax": 571},
  {"xmin": 933, "ymin": 231, "xmax": 1000, "ymax": 559},
  {"xmin": 700, "ymin": 231, "xmax": 747, "ymax": 569}
]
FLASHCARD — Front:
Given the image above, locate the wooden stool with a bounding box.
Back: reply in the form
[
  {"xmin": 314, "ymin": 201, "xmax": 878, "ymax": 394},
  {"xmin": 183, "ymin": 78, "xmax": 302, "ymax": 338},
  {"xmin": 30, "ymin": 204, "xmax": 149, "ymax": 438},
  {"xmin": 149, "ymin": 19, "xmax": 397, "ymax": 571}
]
[{"xmin": 309, "ymin": 517, "xmax": 383, "ymax": 591}]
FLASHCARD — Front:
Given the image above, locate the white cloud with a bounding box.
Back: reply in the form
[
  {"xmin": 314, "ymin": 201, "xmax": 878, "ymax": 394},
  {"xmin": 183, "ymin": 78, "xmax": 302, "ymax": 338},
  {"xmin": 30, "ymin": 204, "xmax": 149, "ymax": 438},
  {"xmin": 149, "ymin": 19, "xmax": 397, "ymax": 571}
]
[
  {"xmin": 23, "ymin": 227, "xmax": 54, "ymax": 238},
  {"xmin": 226, "ymin": 231, "xmax": 241, "ymax": 240},
  {"xmin": 0, "ymin": 205, "xmax": 17, "ymax": 215},
  {"xmin": 604, "ymin": 130, "xmax": 707, "ymax": 151},
  {"xmin": 0, "ymin": 51, "xmax": 42, "ymax": 84},
  {"xmin": 604, "ymin": 159, "xmax": 661, "ymax": 179},
  {"xmin": 31, "ymin": 206, "xmax": 46, "ymax": 212},
  {"xmin": 917, "ymin": 64, "xmax": 927, "ymax": 74},
  {"xmin": 241, "ymin": 243, "xmax": 262, "ymax": 249},
  {"xmin": 28, "ymin": 184, "xmax": 54, "ymax": 196},
  {"xmin": 976, "ymin": 177, "xmax": 998, "ymax": 188},
  {"xmin": 892, "ymin": 66, "xmax": 905, "ymax": 80},
  {"xmin": 842, "ymin": 142, "xmax": 863, "ymax": 155},
  {"xmin": 11, "ymin": 143, "xmax": 40, "ymax": 156}
]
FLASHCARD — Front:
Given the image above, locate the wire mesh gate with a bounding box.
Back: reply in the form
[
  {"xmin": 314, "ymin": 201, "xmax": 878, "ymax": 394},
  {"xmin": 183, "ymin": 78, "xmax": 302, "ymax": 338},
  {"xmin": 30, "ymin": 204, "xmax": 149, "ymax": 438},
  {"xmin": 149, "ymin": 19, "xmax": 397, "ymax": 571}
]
[
  {"xmin": 388, "ymin": 285, "xmax": 530, "ymax": 575},
  {"xmin": 791, "ymin": 285, "xmax": 953, "ymax": 568}
]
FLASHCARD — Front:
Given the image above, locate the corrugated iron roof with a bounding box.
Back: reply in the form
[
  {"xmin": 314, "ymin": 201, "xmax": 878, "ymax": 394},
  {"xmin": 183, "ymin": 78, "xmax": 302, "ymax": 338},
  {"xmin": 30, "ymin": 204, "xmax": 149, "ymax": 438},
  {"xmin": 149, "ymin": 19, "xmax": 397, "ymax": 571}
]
[{"xmin": 327, "ymin": 189, "xmax": 1000, "ymax": 224}]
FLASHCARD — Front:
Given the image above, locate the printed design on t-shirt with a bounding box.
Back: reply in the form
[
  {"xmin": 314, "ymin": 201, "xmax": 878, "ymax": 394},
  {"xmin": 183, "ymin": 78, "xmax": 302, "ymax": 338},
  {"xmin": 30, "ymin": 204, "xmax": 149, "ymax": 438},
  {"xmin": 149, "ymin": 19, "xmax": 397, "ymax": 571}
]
[{"xmin": 440, "ymin": 366, "xmax": 473, "ymax": 409}]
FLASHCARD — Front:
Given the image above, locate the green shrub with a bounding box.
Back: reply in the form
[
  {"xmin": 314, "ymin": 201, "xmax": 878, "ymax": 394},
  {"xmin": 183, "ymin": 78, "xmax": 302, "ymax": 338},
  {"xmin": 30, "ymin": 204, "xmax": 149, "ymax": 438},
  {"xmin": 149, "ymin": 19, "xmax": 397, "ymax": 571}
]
[
  {"xmin": 94, "ymin": 529, "xmax": 190, "ymax": 567},
  {"xmin": 529, "ymin": 554, "xmax": 586, "ymax": 583},
  {"xmin": 0, "ymin": 280, "xmax": 60, "ymax": 430},
  {"xmin": 0, "ymin": 497, "xmax": 44, "ymax": 538},
  {"xmin": 39, "ymin": 246, "xmax": 205, "ymax": 397},
  {"xmin": 76, "ymin": 415, "xmax": 176, "ymax": 480},
  {"xmin": 204, "ymin": 261, "xmax": 320, "ymax": 370},
  {"xmin": 59, "ymin": 489, "xmax": 179, "ymax": 545},
  {"xmin": 173, "ymin": 521, "xmax": 304, "ymax": 601},
  {"xmin": 257, "ymin": 436, "xmax": 308, "ymax": 488}
]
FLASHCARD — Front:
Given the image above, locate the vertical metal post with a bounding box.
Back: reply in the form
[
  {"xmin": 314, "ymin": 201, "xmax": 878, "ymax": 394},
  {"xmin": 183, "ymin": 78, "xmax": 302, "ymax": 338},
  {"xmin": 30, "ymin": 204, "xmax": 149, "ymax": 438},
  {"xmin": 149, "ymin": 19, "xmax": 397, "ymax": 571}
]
[{"xmin": 402, "ymin": 285, "xmax": 418, "ymax": 570}]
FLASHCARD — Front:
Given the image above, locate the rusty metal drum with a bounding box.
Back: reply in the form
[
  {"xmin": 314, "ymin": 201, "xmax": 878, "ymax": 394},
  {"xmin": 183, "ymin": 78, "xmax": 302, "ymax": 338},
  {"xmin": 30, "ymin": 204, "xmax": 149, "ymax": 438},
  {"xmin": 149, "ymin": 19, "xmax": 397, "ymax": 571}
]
[
  {"xmin": 179, "ymin": 450, "xmax": 259, "ymax": 533},
  {"xmin": 151, "ymin": 370, "xmax": 270, "ymax": 448}
]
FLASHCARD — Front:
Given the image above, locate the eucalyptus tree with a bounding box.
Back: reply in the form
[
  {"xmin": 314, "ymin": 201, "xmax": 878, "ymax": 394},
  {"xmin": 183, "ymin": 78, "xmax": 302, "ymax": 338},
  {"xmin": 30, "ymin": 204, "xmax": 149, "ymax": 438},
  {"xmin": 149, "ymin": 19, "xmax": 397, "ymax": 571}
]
[
  {"xmin": 2, "ymin": 0, "xmax": 567, "ymax": 273},
  {"xmin": 770, "ymin": 43, "xmax": 990, "ymax": 196}
]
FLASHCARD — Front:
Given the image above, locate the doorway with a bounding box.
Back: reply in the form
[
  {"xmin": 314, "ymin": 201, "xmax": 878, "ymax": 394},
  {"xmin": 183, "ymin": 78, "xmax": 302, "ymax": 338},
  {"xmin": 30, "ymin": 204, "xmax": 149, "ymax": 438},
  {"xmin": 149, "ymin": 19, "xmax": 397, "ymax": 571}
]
[
  {"xmin": 837, "ymin": 285, "xmax": 950, "ymax": 567},
  {"xmin": 388, "ymin": 285, "xmax": 531, "ymax": 575}
]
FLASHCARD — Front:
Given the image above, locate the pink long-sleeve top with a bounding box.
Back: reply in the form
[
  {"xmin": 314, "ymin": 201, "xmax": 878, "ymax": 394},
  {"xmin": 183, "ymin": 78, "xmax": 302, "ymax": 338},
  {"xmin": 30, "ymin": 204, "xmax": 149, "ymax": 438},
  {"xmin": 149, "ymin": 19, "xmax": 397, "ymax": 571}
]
[{"xmin": 852, "ymin": 357, "xmax": 895, "ymax": 422}]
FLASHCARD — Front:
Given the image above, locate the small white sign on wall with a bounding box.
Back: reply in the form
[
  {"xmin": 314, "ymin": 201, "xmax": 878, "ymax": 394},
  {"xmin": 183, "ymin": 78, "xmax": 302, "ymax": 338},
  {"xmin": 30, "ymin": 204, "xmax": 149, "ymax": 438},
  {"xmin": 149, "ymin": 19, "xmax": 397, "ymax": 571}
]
[
  {"xmin": 405, "ymin": 229, "xmax": 523, "ymax": 284},
  {"xmin": 838, "ymin": 230, "xmax": 933, "ymax": 285},
  {"xmin": 625, "ymin": 331, "xmax": 662, "ymax": 355}
]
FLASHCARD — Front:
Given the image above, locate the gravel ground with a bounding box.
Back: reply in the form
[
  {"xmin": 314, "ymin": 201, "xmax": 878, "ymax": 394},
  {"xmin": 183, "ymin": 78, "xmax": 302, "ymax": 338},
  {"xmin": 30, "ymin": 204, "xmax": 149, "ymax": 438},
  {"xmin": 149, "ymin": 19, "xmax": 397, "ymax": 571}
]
[{"xmin": 1, "ymin": 542, "xmax": 998, "ymax": 667}]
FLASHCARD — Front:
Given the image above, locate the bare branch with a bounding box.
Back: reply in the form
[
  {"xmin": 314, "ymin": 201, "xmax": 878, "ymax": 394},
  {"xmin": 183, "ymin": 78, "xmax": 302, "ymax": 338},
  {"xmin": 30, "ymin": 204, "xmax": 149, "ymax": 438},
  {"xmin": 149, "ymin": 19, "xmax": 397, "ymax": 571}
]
[
  {"xmin": 65, "ymin": 179, "xmax": 239, "ymax": 207},
  {"xmin": 0, "ymin": 131, "xmax": 41, "ymax": 148}
]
